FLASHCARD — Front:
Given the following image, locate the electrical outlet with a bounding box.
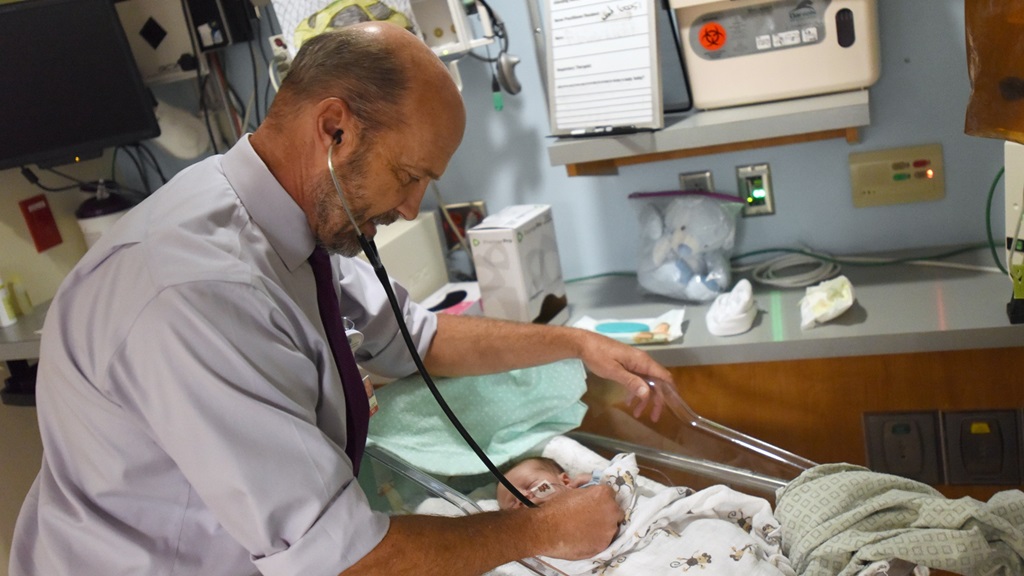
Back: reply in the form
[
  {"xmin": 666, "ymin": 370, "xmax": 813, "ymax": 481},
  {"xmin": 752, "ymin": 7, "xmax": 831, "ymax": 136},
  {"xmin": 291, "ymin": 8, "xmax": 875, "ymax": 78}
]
[
  {"xmin": 736, "ymin": 163, "xmax": 774, "ymax": 216},
  {"xmin": 942, "ymin": 410, "xmax": 1021, "ymax": 485},
  {"xmin": 849, "ymin": 143, "xmax": 945, "ymax": 208},
  {"xmin": 679, "ymin": 170, "xmax": 714, "ymax": 193},
  {"xmin": 864, "ymin": 411, "xmax": 942, "ymax": 484}
]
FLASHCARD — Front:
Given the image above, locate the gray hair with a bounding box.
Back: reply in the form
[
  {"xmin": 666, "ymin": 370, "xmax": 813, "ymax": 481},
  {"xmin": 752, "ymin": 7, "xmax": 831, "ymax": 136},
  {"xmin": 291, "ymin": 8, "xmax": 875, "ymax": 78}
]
[{"xmin": 274, "ymin": 27, "xmax": 410, "ymax": 135}]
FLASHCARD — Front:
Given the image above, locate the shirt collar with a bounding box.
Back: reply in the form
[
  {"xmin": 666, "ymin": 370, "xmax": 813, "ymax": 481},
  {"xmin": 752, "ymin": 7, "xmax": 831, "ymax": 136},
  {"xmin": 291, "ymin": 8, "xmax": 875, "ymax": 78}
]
[{"xmin": 222, "ymin": 135, "xmax": 316, "ymax": 271}]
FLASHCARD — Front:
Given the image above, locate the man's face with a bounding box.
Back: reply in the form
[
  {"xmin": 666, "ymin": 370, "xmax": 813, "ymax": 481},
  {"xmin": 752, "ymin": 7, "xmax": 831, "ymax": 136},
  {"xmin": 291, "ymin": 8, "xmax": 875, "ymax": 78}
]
[
  {"xmin": 312, "ymin": 142, "xmax": 403, "ymax": 257},
  {"xmin": 315, "ymin": 92, "xmax": 464, "ymax": 257},
  {"xmin": 496, "ymin": 460, "xmax": 572, "ymax": 511}
]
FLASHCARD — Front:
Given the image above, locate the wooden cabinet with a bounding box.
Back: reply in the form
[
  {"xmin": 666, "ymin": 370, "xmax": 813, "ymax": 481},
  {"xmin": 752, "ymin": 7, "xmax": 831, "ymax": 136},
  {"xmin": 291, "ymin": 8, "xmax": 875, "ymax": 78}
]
[{"xmin": 670, "ymin": 346, "xmax": 1024, "ymax": 501}]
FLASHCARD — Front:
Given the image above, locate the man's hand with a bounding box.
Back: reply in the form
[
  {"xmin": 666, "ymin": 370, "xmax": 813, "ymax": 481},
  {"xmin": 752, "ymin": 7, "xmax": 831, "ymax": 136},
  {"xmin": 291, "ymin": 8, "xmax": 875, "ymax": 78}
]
[
  {"xmin": 425, "ymin": 315, "xmax": 674, "ymax": 421},
  {"xmin": 575, "ymin": 331, "xmax": 671, "ymax": 422},
  {"xmin": 534, "ymin": 484, "xmax": 623, "ymax": 560}
]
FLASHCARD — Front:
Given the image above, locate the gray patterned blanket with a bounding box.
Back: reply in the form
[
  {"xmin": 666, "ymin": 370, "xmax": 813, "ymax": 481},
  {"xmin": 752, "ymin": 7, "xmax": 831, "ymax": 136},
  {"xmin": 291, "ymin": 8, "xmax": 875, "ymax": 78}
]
[{"xmin": 775, "ymin": 464, "xmax": 1024, "ymax": 576}]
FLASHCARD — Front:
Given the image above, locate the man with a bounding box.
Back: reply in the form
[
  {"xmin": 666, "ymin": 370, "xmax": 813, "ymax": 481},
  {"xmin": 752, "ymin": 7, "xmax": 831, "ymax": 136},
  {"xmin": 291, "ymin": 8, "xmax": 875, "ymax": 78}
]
[{"xmin": 11, "ymin": 22, "xmax": 673, "ymax": 576}]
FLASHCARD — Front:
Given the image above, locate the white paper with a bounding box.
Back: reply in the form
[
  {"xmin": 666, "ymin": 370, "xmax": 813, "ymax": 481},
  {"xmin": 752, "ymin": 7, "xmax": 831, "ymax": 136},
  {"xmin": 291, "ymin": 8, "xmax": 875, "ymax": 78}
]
[{"xmin": 548, "ymin": 0, "xmax": 660, "ymax": 132}]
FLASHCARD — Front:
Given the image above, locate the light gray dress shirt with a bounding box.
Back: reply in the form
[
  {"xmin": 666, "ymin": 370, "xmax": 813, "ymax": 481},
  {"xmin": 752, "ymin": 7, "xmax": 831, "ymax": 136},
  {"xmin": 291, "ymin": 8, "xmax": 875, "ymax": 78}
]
[{"xmin": 10, "ymin": 136, "xmax": 438, "ymax": 576}]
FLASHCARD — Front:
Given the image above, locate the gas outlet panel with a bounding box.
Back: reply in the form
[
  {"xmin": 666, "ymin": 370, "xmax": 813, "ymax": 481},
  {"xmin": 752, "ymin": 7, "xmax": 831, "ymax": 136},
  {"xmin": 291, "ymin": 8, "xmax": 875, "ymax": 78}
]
[
  {"xmin": 864, "ymin": 411, "xmax": 942, "ymax": 484},
  {"xmin": 942, "ymin": 410, "xmax": 1020, "ymax": 485},
  {"xmin": 849, "ymin": 143, "xmax": 945, "ymax": 208},
  {"xmin": 679, "ymin": 170, "xmax": 714, "ymax": 194}
]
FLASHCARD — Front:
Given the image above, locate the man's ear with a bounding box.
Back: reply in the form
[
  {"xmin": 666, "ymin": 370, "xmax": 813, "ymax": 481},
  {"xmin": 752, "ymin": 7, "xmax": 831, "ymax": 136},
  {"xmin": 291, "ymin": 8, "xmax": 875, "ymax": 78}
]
[{"xmin": 316, "ymin": 97, "xmax": 354, "ymax": 150}]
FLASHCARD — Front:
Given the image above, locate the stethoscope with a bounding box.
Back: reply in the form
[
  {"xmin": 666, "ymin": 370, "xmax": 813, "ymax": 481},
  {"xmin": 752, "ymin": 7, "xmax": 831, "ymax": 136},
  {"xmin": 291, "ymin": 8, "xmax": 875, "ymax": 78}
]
[{"xmin": 327, "ymin": 130, "xmax": 535, "ymax": 508}]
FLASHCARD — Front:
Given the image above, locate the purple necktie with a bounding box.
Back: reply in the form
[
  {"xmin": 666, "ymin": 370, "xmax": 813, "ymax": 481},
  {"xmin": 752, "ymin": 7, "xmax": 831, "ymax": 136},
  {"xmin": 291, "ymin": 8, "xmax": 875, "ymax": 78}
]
[{"xmin": 309, "ymin": 246, "xmax": 369, "ymax": 474}]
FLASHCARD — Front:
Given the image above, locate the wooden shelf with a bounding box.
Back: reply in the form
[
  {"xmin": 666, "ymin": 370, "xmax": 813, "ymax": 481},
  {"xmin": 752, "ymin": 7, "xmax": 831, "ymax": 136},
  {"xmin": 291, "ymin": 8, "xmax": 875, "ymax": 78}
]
[{"xmin": 547, "ymin": 90, "xmax": 870, "ymax": 176}]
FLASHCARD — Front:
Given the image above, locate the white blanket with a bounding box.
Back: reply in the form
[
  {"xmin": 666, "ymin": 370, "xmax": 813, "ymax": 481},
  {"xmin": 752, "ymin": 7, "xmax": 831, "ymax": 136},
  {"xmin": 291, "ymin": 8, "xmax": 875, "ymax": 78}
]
[
  {"xmin": 416, "ymin": 437, "xmax": 795, "ymax": 576},
  {"xmin": 524, "ymin": 454, "xmax": 795, "ymax": 576}
]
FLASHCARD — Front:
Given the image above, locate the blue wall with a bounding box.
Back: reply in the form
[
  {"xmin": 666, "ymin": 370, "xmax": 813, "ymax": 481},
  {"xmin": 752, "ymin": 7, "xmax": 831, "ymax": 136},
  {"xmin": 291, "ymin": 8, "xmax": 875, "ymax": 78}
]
[
  {"xmin": 150, "ymin": 0, "xmax": 1005, "ymax": 281},
  {"xmin": 430, "ymin": 0, "xmax": 1004, "ymax": 280}
]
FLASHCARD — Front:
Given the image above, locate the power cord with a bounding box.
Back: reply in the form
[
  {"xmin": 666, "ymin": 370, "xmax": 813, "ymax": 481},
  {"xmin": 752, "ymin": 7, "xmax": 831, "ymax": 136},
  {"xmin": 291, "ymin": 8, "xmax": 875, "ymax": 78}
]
[
  {"xmin": 732, "ymin": 244, "xmax": 1003, "ymax": 289},
  {"xmin": 982, "ymin": 164, "xmax": 1024, "ymax": 323},
  {"xmin": 1005, "ymin": 181, "xmax": 1024, "ymax": 323},
  {"xmin": 732, "ymin": 251, "xmax": 840, "ymax": 288},
  {"xmin": 985, "ymin": 166, "xmax": 1008, "ymax": 275}
]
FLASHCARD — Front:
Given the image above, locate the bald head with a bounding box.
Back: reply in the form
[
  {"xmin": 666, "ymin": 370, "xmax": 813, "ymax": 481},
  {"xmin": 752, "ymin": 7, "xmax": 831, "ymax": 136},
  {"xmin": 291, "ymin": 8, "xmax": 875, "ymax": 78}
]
[
  {"xmin": 267, "ymin": 22, "xmax": 463, "ymax": 136},
  {"xmin": 251, "ymin": 22, "xmax": 465, "ymax": 254}
]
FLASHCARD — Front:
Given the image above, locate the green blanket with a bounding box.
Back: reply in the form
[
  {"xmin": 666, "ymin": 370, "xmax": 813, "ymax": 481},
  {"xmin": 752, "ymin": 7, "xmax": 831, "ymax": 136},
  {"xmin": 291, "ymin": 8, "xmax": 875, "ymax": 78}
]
[
  {"xmin": 366, "ymin": 359, "xmax": 587, "ymax": 476},
  {"xmin": 775, "ymin": 463, "xmax": 1024, "ymax": 575}
]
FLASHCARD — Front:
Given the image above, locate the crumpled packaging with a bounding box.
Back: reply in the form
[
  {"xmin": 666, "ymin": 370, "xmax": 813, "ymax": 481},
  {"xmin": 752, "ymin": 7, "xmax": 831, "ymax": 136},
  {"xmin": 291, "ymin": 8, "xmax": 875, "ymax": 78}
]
[
  {"xmin": 964, "ymin": 2, "xmax": 1024, "ymax": 144},
  {"xmin": 799, "ymin": 275, "xmax": 855, "ymax": 330}
]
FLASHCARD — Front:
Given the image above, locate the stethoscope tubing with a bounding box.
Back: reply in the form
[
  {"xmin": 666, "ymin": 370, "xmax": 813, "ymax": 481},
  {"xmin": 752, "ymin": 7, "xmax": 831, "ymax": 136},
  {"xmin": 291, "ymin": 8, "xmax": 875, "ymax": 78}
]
[{"xmin": 327, "ymin": 139, "xmax": 535, "ymax": 508}]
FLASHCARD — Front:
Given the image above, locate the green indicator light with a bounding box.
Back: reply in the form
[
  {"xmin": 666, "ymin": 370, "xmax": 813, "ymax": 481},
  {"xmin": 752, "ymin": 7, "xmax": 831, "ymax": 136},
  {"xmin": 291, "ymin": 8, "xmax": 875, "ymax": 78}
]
[
  {"xmin": 893, "ymin": 173, "xmax": 911, "ymax": 181},
  {"xmin": 752, "ymin": 188, "xmax": 766, "ymax": 199}
]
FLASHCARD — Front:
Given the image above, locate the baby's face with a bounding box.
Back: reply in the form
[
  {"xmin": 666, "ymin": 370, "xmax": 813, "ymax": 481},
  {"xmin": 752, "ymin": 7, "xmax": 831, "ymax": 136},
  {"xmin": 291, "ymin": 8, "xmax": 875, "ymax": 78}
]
[{"xmin": 496, "ymin": 460, "xmax": 571, "ymax": 510}]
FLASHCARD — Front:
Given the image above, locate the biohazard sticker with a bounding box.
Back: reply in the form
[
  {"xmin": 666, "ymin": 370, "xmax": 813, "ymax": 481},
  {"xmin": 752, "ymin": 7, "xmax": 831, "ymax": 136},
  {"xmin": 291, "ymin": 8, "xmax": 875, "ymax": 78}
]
[{"xmin": 698, "ymin": 21, "xmax": 727, "ymax": 51}]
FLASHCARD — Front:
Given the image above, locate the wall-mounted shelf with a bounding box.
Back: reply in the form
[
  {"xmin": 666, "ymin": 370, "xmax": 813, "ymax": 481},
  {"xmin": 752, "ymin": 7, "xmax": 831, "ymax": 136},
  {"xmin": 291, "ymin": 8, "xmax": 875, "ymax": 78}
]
[{"xmin": 547, "ymin": 90, "xmax": 871, "ymax": 176}]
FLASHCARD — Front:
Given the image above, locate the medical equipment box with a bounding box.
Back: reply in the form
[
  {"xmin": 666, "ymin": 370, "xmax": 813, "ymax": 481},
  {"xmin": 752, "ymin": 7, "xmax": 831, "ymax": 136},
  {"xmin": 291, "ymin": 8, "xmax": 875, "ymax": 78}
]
[
  {"xmin": 468, "ymin": 205, "xmax": 569, "ymax": 325},
  {"xmin": 671, "ymin": 0, "xmax": 880, "ymax": 109}
]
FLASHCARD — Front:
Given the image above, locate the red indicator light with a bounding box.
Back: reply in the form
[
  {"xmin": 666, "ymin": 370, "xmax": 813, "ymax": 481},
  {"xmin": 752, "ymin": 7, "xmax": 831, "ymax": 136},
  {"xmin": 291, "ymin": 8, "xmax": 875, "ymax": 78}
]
[
  {"xmin": 913, "ymin": 159, "xmax": 931, "ymax": 168},
  {"xmin": 926, "ymin": 169, "xmax": 934, "ymax": 178}
]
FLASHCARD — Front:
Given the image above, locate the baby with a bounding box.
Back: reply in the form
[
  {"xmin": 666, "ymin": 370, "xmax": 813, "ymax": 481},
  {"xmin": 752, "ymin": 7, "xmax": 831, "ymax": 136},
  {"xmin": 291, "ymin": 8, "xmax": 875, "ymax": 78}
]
[
  {"xmin": 495, "ymin": 456, "xmax": 594, "ymax": 510},
  {"xmin": 494, "ymin": 454, "xmax": 796, "ymax": 576}
]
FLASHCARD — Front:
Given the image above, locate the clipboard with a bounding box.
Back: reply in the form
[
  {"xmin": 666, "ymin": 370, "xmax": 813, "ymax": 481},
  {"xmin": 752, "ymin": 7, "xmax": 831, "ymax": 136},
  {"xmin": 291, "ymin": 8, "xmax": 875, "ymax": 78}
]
[{"xmin": 544, "ymin": 0, "xmax": 664, "ymax": 137}]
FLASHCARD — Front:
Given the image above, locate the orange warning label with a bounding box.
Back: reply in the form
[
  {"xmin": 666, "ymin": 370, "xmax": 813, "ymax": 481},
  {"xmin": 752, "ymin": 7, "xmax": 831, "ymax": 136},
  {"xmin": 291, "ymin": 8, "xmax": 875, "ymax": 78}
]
[{"xmin": 699, "ymin": 22, "xmax": 727, "ymax": 51}]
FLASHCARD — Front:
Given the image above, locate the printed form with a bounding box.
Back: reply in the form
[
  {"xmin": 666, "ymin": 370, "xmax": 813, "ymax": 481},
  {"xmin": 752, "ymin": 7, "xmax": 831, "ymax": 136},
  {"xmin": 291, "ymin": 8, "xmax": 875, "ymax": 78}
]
[{"xmin": 548, "ymin": 0, "xmax": 660, "ymax": 133}]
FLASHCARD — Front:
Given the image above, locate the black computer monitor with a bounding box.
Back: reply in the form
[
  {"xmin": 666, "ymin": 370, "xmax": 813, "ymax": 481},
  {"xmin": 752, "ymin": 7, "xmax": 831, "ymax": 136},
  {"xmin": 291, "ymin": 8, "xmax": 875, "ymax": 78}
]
[{"xmin": 0, "ymin": 0, "xmax": 161, "ymax": 171}]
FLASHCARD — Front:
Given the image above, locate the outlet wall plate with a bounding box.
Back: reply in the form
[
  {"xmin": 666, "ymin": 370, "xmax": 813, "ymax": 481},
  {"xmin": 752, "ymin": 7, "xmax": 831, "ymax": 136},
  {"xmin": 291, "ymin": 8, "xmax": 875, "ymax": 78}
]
[
  {"xmin": 942, "ymin": 410, "xmax": 1020, "ymax": 485},
  {"xmin": 864, "ymin": 411, "xmax": 942, "ymax": 484},
  {"xmin": 679, "ymin": 170, "xmax": 714, "ymax": 193},
  {"xmin": 737, "ymin": 163, "xmax": 774, "ymax": 216},
  {"xmin": 850, "ymin": 143, "xmax": 945, "ymax": 208}
]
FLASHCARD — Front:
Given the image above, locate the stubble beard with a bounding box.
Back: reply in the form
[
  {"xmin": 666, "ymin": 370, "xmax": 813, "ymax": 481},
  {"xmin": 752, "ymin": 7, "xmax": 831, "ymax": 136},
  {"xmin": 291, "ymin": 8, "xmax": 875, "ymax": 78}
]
[{"xmin": 313, "ymin": 153, "xmax": 402, "ymax": 257}]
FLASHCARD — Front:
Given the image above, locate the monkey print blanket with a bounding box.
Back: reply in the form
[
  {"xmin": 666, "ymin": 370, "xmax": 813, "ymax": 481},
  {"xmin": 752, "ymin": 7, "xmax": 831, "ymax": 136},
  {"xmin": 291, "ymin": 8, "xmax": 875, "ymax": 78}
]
[{"xmin": 529, "ymin": 453, "xmax": 796, "ymax": 576}]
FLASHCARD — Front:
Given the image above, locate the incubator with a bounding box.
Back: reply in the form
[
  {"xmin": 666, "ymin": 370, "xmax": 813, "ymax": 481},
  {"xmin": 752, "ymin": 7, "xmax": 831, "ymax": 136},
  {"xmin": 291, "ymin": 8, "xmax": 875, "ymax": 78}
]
[{"xmin": 358, "ymin": 374, "xmax": 815, "ymax": 575}]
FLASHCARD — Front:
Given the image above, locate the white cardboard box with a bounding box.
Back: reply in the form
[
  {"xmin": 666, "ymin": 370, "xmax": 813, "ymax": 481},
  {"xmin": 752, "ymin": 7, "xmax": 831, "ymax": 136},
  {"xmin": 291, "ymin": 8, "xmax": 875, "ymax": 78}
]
[{"xmin": 468, "ymin": 205, "xmax": 568, "ymax": 324}]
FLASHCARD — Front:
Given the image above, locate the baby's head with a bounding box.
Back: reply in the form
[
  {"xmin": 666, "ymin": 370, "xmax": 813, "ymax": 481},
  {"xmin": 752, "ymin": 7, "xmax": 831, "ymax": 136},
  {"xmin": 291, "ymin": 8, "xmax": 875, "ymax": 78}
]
[{"xmin": 496, "ymin": 456, "xmax": 573, "ymax": 510}]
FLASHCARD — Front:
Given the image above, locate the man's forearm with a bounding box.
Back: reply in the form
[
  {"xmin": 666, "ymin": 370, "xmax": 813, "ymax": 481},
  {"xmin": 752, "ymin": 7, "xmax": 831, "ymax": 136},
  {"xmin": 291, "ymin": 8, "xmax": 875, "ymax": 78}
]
[
  {"xmin": 341, "ymin": 510, "xmax": 547, "ymax": 575},
  {"xmin": 342, "ymin": 485, "xmax": 622, "ymax": 575},
  {"xmin": 423, "ymin": 314, "xmax": 583, "ymax": 377}
]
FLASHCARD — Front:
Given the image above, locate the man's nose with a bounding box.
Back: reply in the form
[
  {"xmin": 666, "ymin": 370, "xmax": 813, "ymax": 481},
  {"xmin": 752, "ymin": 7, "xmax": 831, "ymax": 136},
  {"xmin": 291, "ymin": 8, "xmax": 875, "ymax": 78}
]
[{"xmin": 396, "ymin": 181, "xmax": 429, "ymax": 220}]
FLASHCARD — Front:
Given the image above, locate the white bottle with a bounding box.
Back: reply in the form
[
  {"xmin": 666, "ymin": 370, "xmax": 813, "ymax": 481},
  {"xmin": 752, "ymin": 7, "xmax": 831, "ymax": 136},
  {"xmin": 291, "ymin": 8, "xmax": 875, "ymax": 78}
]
[{"xmin": 0, "ymin": 275, "xmax": 17, "ymax": 328}]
